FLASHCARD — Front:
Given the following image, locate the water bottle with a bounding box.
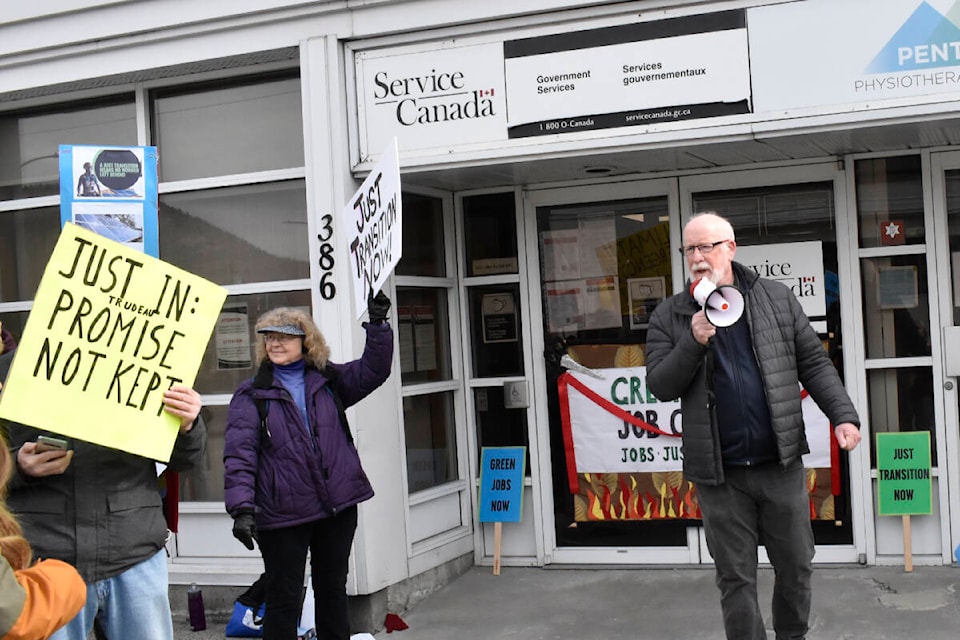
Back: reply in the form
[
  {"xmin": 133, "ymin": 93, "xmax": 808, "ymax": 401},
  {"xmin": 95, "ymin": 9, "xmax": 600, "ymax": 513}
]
[{"xmin": 187, "ymin": 583, "xmax": 207, "ymax": 631}]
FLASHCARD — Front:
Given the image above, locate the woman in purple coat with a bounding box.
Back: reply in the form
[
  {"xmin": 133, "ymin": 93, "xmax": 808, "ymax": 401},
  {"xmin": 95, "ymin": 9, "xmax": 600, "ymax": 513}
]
[{"xmin": 224, "ymin": 291, "xmax": 393, "ymax": 640}]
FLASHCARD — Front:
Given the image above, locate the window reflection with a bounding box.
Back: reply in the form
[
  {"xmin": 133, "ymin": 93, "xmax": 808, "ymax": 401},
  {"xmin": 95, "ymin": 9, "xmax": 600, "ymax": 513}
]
[
  {"xmin": 866, "ymin": 368, "xmax": 936, "ymax": 467},
  {"xmin": 159, "ymin": 181, "xmax": 309, "ymax": 285},
  {"xmin": 396, "ymin": 288, "xmax": 452, "ymax": 384},
  {"xmin": 152, "ymin": 76, "xmax": 304, "ymax": 181},
  {"xmin": 396, "ymin": 192, "xmax": 445, "ymax": 277},
  {"xmin": 860, "ymin": 256, "xmax": 930, "ymax": 359},
  {"xmin": 179, "ymin": 404, "xmax": 228, "ymax": 502},
  {"xmin": 855, "ymin": 156, "xmax": 924, "ymax": 248},
  {"xmin": 463, "ymin": 192, "xmax": 518, "ymax": 276},
  {"xmin": 193, "ymin": 290, "xmax": 312, "ymax": 395},
  {"xmin": 403, "ymin": 392, "xmax": 457, "ymax": 492},
  {"xmin": 474, "ymin": 386, "xmax": 529, "ymax": 476},
  {"xmin": 0, "ymin": 207, "xmax": 62, "ymax": 303},
  {"xmin": 944, "ymin": 169, "xmax": 960, "ymax": 324},
  {"xmin": 0, "ymin": 100, "xmax": 137, "ymax": 201}
]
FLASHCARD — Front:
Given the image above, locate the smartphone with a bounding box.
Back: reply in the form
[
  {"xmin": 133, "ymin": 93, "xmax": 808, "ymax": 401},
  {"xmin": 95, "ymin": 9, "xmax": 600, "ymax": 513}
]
[{"xmin": 35, "ymin": 435, "xmax": 69, "ymax": 453}]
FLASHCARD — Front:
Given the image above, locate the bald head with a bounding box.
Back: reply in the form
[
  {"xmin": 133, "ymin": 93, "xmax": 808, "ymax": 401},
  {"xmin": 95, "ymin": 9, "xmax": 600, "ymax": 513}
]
[
  {"xmin": 684, "ymin": 213, "xmax": 735, "ymax": 242},
  {"xmin": 682, "ymin": 212, "xmax": 736, "ymax": 286}
]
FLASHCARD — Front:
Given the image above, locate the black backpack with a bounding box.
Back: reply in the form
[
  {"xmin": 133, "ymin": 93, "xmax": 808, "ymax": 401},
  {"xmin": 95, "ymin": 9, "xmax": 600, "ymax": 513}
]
[{"xmin": 254, "ymin": 366, "xmax": 352, "ymax": 444}]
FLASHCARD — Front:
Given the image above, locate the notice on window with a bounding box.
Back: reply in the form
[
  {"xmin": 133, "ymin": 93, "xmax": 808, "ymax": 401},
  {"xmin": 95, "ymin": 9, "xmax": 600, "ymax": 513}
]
[
  {"xmin": 545, "ymin": 281, "xmax": 582, "ymax": 334},
  {"xmin": 541, "ymin": 229, "xmax": 581, "ymax": 281},
  {"xmin": 482, "ymin": 293, "xmax": 519, "ymax": 343},
  {"xmin": 216, "ymin": 303, "xmax": 251, "ymax": 370},
  {"xmin": 582, "ymin": 276, "xmax": 622, "ymax": 330},
  {"xmin": 628, "ymin": 277, "xmax": 665, "ymax": 329},
  {"xmin": 398, "ymin": 306, "xmax": 416, "ymax": 374},
  {"xmin": 877, "ymin": 265, "xmax": 919, "ymax": 310},
  {"xmin": 578, "ymin": 217, "xmax": 618, "ymax": 278},
  {"xmin": 413, "ymin": 305, "xmax": 438, "ymax": 370}
]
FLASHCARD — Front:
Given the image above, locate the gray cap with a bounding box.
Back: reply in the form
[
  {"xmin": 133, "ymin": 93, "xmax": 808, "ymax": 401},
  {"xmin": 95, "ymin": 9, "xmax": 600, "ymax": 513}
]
[{"xmin": 256, "ymin": 324, "xmax": 305, "ymax": 336}]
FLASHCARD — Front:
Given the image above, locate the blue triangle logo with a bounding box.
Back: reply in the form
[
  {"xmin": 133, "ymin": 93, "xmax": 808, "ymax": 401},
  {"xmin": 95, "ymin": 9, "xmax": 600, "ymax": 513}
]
[{"xmin": 867, "ymin": 1, "xmax": 960, "ymax": 73}]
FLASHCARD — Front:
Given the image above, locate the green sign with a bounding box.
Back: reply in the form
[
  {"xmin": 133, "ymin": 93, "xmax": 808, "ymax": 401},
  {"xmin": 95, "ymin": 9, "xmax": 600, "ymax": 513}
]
[{"xmin": 876, "ymin": 432, "xmax": 932, "ymax": 516}]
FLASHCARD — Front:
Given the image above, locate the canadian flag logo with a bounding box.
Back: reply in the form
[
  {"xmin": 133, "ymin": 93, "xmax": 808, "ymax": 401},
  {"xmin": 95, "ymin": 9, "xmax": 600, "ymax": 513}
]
[{"xmin": 479, "ymin": 88, "xmax": 495, "ymax": 97}]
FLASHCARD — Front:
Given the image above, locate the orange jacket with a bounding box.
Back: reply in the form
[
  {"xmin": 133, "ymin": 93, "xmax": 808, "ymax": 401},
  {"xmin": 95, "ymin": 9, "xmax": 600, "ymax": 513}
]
[{"xmin": 0, "ymin": 556, "xmax": 86, "ymax": 640}]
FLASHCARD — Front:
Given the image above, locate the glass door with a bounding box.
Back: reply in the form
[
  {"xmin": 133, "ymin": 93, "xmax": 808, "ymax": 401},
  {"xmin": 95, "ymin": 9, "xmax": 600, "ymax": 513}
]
[
  {"xmin": 928, "ymin": 151, "xmax": 960, "ymax": 564},
  {"xmin": 524, "ymin": 178, "xmax": 698, "ymax": 565}
]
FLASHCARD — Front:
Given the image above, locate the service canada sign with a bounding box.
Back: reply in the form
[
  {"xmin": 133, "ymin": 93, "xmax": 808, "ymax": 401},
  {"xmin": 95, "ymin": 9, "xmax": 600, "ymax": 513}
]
[{"xmin": 356, "ymin": 41, "xmax": 508, "ymax": 158}]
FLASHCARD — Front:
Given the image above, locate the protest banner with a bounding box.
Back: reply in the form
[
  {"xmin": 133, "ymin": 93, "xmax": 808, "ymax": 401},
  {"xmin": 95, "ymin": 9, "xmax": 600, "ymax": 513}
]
[
  {"xmin": 342, "ymin": 138, "xmax": 402, "ymax": 319},
  {"xmin": 559, "ymin": 367, "xmax": 835, "ymax": 520},
  {"xmin": 0, "ymin": 223, "xmax": 227, "ymax": 462}
]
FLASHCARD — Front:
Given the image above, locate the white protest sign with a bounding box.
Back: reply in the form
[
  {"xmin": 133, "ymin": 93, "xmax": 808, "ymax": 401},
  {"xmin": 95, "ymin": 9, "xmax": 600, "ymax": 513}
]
[{"xmin": 343, "ymin": 138, "xmax": 402, "ymax": 319}]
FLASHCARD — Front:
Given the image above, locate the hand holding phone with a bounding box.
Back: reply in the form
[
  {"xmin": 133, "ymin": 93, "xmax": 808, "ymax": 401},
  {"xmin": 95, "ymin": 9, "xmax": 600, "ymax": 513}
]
[
  {"xmin": 34, "ymin": 435, "xmax": 69, "ymax": 453},
  {"xmin": 19, "ymin": 436, "xmax": 73, "ymax": 478}
]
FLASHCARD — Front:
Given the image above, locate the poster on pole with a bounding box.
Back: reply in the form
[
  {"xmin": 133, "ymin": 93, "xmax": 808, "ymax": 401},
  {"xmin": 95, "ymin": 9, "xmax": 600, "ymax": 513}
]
[
  {"xmin": 342, "ymin": 138, "xmax": 402, "ymax": 319},
  {"xmin": 0, "ymin": 223, "xmax": 227, "ymax": 462},
  {"xmin": 59, "ymin": 145, "xmax": 158, "ymax": 257}
]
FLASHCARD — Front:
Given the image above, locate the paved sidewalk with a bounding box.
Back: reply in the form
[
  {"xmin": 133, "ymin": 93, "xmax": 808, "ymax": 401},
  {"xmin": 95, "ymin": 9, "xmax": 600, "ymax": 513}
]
[{"xmin": 358, "ymin": 564, "xmax": 960, "ymax": 640}]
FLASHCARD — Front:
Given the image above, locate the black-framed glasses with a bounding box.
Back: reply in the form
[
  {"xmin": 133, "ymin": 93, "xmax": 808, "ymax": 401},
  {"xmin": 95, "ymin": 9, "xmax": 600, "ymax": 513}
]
[{"xmin": 678, "ymin": 240, "xmax": 729, "ymax": 257}]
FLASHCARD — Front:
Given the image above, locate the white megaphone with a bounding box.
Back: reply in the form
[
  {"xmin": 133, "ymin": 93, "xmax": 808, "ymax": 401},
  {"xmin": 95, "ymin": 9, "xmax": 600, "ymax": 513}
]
[{"xmin": 689, "ymin": 278, "xmax": 744, "ymax": 327}]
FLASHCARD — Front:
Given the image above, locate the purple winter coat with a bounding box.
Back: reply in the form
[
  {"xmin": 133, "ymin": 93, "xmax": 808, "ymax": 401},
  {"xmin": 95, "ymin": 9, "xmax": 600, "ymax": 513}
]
[{"xmin": 223, "ymin": 322, "xmax": 393, "ymax": 529}]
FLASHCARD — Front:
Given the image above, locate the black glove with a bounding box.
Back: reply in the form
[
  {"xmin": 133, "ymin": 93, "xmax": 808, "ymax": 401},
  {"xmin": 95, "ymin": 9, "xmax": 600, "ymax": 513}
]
[
  {"xmin": 368, "ymin": 288, "xmax": 391, "ymax": 324},
  {"xmin": 232, "ymin": 511, "xmax": 258, "ymax": 550}
]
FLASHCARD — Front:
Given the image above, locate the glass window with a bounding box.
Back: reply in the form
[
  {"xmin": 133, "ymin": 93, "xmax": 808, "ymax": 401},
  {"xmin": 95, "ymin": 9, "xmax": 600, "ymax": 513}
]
[
  {"xmin": 396, "ymin": 287, "xmax": 452, "ymax": 385},
  {"xmin": 860, "ymin": 255, "xmax": 930, "ymax": 359},
  {"xmin": 179, "ymin": 403, "xmax": 228, "ymax": 501},
  {"xmin": 462, "ymin": 192, "xmax": 518, "ymax": 276},
  {"xmin": 193, "ymin": 290, "xmax": 312, "ymax": 395},
  {"xmin": 866, "ymin": 367, "xmax": 936, "ymax": 467},
  {"xmin": 0, "ymin": 207, "xmax": 62, "ymax": 302},
  {"xmin": 855, "ymin": 156, "xmax": 924, "ymax": 248},
  {"xmin": 537, "ymin": 197, "xmax": 671, "ymax": 346},
  {"xmin": 944, "ymin": 169, "xmax": 960, "ymax": 324},
  {"xmin": 158, "ymin": 181, "xmax": 309, "ymax": 285},
  {"xmin": 0, "ymin": 99, "xmax": 137, "ymax": 201},
  {"xmin": 151, "ymin": 76, "xmax": 304, "ymax": 181},
  {"xmin": 403, "ymin": 391, "xmax": 457, "ymax": 492},
  {"xmin": 474, "ymin": 386, "xmax": 529, "ymax": 476},
  {"xmin": 0, "ymin": 310, "xmax": 29, "ymax": 349},
  {"xmin": 395, "ymin": 191, "xmax": 459, "ymax": 495},
  {"xmin": 469, "ymin": 284, "xmax": 524, "ymax": 377},
  {"xmin": 694, "ymin": 182, "xmax": 835, "ymax": 246},
  {"xmin": 396, "ymin": 192, "xmax": 445, "ymax": 277}
]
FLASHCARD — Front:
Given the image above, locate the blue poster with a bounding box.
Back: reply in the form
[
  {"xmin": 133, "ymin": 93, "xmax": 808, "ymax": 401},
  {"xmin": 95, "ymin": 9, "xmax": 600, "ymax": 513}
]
[
  {"xmin": 478, "ymin": 447, "xmax": 526, "ymax": 523},
  {"xmin": 59, "ymin": 145, "xmax": 159, "ymax": 258}
]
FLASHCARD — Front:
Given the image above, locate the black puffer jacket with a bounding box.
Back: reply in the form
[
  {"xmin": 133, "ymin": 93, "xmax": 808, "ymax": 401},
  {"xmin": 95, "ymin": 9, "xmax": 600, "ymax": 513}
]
[{"xmin": 645, "ymin": 262, "xmax": 860, "ymax": 486}]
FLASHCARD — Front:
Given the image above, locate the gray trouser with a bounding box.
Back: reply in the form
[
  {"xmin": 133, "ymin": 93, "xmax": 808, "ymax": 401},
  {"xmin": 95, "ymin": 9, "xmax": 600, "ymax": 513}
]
[{"xmin": 696, "ymin": 462, "xmax": 815, "ymax": 640}]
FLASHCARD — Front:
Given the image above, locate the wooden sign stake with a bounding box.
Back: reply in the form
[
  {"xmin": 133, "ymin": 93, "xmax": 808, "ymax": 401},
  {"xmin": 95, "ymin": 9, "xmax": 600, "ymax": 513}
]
[
  {"xmin": 902, "ymin": 515, "xmax": 913, "ymax": 573},
  {"xmin": 493, "ymin": 522, "xmax": 503, "ymax": 576}
]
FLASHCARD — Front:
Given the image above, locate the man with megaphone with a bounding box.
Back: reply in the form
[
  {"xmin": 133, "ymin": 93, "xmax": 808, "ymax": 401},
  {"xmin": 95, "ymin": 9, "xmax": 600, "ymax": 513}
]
[{"xmin": 645, "ymin": 212, "xmax": 861, "ymax": 640}]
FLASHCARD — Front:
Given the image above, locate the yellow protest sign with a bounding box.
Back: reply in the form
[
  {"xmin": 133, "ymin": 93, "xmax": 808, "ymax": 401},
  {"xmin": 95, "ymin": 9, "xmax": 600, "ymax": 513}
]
[{"xmin": 0, "ymin": 222, "xmax": 226, "ymax": 462}]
